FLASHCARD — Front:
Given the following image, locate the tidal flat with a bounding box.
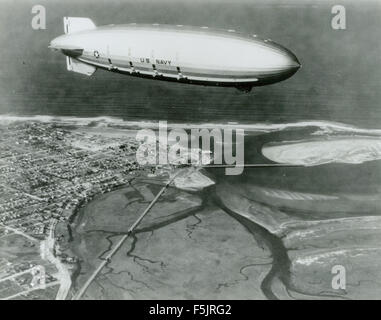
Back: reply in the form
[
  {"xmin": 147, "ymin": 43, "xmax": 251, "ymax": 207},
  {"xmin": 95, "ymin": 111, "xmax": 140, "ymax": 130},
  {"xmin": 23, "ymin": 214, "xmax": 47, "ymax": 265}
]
[
  {"xmin": 216, "ymin": 182, "xmax": 381, "ymax": 299},
  {"xmin": 68, "ymin": 178, "xmax": 273, "ymax": 299}
]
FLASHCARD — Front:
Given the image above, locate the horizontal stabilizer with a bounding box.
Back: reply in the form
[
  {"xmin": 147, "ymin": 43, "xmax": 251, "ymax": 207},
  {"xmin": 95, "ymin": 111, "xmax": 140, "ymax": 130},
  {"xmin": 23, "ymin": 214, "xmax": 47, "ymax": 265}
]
[
  {"xmin": 64, "ymin": 17, "xmax": 96, "ymax": 34},
  {"xmin": 66, "ymin": 57, "xmax": 96, "ymax": 76}
]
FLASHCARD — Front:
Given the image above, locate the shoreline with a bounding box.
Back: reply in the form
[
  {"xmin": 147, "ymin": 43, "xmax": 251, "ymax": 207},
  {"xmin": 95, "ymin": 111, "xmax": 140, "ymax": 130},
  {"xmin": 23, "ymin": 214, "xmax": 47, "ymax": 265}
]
[
  {"xmin": 65, "ymin": 175, "xmax": 275, "ymax": 299},
  {"xmin": 1, "ymin": 115, "xmax": 381, "ymax": 135}
]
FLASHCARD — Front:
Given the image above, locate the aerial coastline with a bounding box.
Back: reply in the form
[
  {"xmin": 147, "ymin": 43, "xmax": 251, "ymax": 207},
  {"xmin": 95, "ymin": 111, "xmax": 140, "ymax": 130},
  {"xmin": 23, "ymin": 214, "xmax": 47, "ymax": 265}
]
[{"xmin": 1, "ymin": 116, "xmax": 381, "ymax": 299}]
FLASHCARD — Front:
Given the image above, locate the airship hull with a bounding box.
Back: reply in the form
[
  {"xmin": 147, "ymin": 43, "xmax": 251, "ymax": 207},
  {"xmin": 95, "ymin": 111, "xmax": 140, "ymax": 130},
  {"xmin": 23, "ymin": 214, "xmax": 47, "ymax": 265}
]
[{"xmin": 50, "ymin": 18, "xmax": 301, "ymax": 91}]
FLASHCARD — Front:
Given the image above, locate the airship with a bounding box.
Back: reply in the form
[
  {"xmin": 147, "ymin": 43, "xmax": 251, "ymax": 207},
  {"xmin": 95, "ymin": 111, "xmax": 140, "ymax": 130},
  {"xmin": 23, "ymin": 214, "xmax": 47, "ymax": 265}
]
[{"xmin": 49, "ymin": 17, "xmax": 301, "ymax": 92}]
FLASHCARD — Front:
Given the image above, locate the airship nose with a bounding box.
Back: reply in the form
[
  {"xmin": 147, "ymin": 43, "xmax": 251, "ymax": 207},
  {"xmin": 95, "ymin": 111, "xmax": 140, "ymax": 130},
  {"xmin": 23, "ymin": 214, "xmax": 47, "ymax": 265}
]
[
  {"xmin": 254, "ymin": 41, "xmax": 301, "ymax": 85},
  {"xmin": 286, "ymin": 51, "xmax": 301, "ymax": 69},
  {"xmin": 273, "ymin": 45, "xmax": 301, "ymax": 80},
  {"xmin": 284, "ymin": 49, "xmax": 302, "ymax": 74},
  {"xmin": 278, "ymin": 46, "xmax": 301, "ymax": 70},
  {"xmin": 257, "ymin": 39, "xmax": 301, "ymax": 74},
  {"xmin": 284, "ymin": 53, "xmax": 301, "ymax": 79}
]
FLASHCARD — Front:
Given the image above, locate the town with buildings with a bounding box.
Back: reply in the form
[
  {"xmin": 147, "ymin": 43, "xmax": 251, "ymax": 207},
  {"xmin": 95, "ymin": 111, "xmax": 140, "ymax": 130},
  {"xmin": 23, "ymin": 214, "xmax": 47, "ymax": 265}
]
[{"xmin": 0, "ymin": 120, "xmax": 145, "ymax": 299}]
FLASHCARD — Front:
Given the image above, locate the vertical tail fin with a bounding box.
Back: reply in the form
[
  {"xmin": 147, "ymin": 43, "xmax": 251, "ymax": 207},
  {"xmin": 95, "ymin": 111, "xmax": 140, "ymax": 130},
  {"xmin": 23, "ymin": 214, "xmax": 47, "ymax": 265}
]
[
  {"xmin": 66, "ymin": 57, "xmax": 96, "ymax": 76},
  {"xmin": 63, "ymin": 17, "xmax": 96, "ymax": 34}
]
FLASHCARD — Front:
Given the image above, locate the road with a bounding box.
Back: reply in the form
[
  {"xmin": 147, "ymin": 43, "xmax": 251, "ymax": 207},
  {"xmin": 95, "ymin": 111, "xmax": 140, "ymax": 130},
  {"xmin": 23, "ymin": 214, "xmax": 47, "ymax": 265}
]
[
  {"xmin": 72, "ymin": 171, "xmax": 182, "ymax": 300},
  {"xmin": 0, "ymin": 225, "xmax": 39, "ymax": 243},
  {"xmin": 41, "ymin": 220, "xmax": 72, "ymax": 300},
  {"xmin": 1, "ymin": 281, "xmax": 60, "ymax": 300}
]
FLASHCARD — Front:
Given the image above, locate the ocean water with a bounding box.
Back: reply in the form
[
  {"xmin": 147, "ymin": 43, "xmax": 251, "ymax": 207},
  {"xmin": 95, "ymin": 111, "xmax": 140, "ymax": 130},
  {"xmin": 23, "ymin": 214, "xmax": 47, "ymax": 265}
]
[
  {"xmin": 1, "ymin": 0, "xmax": 381, "ymax": 210},
  {"xmin": 0, "ymin": 0, "xmax": 380, "ymax": 128}
]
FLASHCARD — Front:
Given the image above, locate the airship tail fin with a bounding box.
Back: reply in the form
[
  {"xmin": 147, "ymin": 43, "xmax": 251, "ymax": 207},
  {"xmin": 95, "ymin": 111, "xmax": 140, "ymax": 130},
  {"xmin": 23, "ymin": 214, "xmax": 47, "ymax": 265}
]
[
  {"xmin": 66, "ymin": 57, "xmax": 96, "ymax": 76},
  {"xmin": 64, "ymin": 17, "xmax": 96, "ymax": 34}
]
